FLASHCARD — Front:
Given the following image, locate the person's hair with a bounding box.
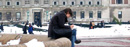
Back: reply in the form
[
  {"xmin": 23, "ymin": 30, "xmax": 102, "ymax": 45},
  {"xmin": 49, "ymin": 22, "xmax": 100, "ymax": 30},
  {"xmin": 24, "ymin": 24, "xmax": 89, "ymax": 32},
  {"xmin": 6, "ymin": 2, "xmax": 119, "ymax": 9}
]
[
  {"xmin": 90, "ymin": 22, "xmax": 92, "ymax": 24},
  {"xmin": 62, "ymin": 8, "xmax": 73, "ymax": 17}
]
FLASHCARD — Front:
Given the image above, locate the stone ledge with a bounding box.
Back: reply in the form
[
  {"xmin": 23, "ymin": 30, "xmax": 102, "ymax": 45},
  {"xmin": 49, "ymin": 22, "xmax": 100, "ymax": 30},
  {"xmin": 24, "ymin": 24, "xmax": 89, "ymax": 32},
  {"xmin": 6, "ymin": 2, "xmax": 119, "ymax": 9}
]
[{"xmin": 0, "ymin": 34, "xmax": 71, "ymax": 47}]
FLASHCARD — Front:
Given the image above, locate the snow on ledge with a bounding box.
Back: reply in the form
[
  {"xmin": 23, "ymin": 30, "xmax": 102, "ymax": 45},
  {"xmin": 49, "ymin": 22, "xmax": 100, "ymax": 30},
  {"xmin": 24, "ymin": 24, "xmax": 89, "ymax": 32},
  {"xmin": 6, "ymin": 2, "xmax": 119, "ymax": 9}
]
[
  {"xmin": 24, "ymin": 39, "xmax": 45, "ymax": 47},
  {"xmin": 6, "ymin": 36, "xmax": 22, "ymax": 45},
  {"xmin": 0, "ymin": 42, "xmax": 2, "ymax": 45}
]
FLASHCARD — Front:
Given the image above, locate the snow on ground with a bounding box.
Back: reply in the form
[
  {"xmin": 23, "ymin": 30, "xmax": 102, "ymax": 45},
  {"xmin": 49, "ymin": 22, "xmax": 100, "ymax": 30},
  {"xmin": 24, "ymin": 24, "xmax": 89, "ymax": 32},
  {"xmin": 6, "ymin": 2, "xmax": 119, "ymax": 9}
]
[
  {"xmin": 2, "ymin": 26, "xmax": 23, "ymax": 34},
  {"xmin": 1, "ymin": 24, "xmax": 130, "ymax": 46},
  {"xmin": 24, "ymin": 39, "xmax": 45, "ymax": 47},
  {"xmin": 1, "ymin": 26, "xmax": 48, "ymax": 35},
  {"xmin": 75, "ymin": 24, "xmax": 130, "ymax": 38},
  {"xmin": 1, "ymin": 24, "xmax": 130, "ymax": 39},
  {"xmin": 20, "ymin": 24, "xmax": 49, "ymax": 30},
  {"xmin": 32, "ymin": 24, "xmax": 49, "ymax": 30}
]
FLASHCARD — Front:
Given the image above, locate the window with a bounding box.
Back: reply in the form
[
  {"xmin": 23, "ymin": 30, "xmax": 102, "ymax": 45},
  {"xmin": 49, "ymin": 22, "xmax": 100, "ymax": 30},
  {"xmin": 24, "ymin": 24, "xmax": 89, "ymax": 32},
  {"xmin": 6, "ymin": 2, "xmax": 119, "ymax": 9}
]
[
  {"xmin": 25, "ymin": 0, "xmax": 30, "ymax": 4},
  {"xmin": 98, "ymin": 11, "xmax": 101, "ymax": 18},
  {"xmin": 54, "ymin": 2, "xmax": 57, "ymax": 5},
  {"xmin": 97, "ymin": 1, "xmax": 100, "ymax": 5},
  {"xmin": 116, "ymin": 0, "xmax": 122, "ymax": 4},
  {"xmin": 63, "ymin": 2, "xmax": 65, "ymax": 5},
  {"xmin": 124, "ymin": 0, "xmax": 128, "ymax": 4},
  {"xmin": 112, "ymin": 0, "xmax": 115, "ymax": 4},
  {"xmin": 118, "ymin": 11, "xmax": 122, "ymax": 18},
  {"xmin": 6, "ymin": 12, "xmax": 11, "ymax": 20},
  {"xmin": 72, "ymin": 2, "xmax": 74, "ymax": 5},
  {"xmin": 44, "ymin": 0, "xmax": 49, "ymax": 4},
  {"xmin": 89, "ymin": 1, "xmax": 91, "ymax": 5},
  {"xmin": 7, "ymin": 2, "xmax": 10, "ymax": 5},
  {"xmin": 73, "ymin": 11, "xmax": 76, "ymax": 19},
  {"xmin": 34, "ymin": 0, "xmax": 39, "ymax": 4},
  {"xmin": 16, "ymin": 12, "xmax": 21, "ymax": 21},
  {"xmin": 80, "ymin": 1, "xmax": 83, "ymax": 5},
  {"xmin": 89, "ymin": 11, "xmax": 93, "ymax": 18},
  {"xmin": 16, "ymin": 2, "xmax": 19, "ymax": 5},
  {"xmin": 80, "ymin": 11, "xmax": 84, "ymax": 19},
  {"xmin": 0, "ymin": 12, "xmax": 2, "ymax": 20}
]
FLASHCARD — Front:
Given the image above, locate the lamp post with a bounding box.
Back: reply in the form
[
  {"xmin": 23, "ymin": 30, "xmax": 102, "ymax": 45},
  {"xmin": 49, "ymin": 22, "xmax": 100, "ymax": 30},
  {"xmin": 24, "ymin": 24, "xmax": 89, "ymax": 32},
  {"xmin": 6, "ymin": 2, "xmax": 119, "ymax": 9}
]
[
  {"xmin": 49, "ymin": 11, "xmax": 52, "ymax": 21},
  {"xmin": 46, "ymin": 11, "xmax": 48, "ymax": 22},
  {"xmin": 27, "ymin": 11, "xmax": 29, "ymax": 21},
  {"xmin": 12, "ymin": 6, "xmax": 15, "ymax": 22}
]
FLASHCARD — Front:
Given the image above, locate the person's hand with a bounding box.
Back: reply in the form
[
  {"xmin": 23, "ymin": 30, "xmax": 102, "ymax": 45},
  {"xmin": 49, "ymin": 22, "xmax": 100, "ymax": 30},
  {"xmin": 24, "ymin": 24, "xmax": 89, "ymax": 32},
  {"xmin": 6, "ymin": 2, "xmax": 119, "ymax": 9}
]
[{"xmin": 70, "ymin": 25, "xmax": 74, "ymax": 29}]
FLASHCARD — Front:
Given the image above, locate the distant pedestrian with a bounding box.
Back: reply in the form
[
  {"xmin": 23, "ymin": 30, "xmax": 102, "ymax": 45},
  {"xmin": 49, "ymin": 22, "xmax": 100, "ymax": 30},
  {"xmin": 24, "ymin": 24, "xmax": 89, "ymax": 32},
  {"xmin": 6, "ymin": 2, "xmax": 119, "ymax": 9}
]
[
  {"xmin": 27, "ymin": 20, "xmax": 29, "ymax": 25},
  {"xmin": 101, "ymin": 21, "xmax": 105, "ymax": 28},
  {"xmin": 23, "ymin": 23, "xmax": 27, "ymax": 34},
  {"xmin": 28, "ymin": 24, "xmax": 34, "ymax": 34},
  {"xmin": 0, "ymin": 23, "xmax": 4, "ymax": 32},
  {"xmin": 89, "ymin": 22, "xmax": 94, "ymax": 29}
]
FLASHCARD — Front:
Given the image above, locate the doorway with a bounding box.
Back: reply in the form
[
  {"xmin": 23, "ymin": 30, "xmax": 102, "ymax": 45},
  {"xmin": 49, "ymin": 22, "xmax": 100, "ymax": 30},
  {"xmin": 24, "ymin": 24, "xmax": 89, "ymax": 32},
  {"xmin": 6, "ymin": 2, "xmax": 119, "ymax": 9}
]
[{"xmin": 34, "ymin": 12, "xmax": 42, "ymax": 27}]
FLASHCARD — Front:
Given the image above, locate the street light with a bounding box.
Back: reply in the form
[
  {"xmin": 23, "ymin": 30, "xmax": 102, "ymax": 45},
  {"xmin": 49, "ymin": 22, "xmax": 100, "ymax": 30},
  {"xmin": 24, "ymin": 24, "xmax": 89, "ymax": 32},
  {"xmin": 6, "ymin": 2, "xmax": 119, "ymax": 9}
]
[
  {"xmin": 27, "ymin": 11, "xmax": 29, "ymax": 21},
  {"xmin": 49, "ymin": 11, "xmax": 52, "ymax": 21},
  {"xmin": 46, "ymin": 11, "xmax": 48, "ymax": 22}
]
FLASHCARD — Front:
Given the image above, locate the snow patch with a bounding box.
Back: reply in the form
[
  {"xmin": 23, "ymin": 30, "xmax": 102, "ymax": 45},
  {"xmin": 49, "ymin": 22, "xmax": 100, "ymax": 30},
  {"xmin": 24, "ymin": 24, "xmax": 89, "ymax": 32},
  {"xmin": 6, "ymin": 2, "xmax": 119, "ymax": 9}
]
[
  {"xmin": 20, "ymin": 24, "xmax": 48, "ymax": 30},
  {"xmin": 1, "ymin": 24, "xmax": 130, "ymax": 39},
  {"xmin": 6, "ymin": 35, "xmax": 22, "ymax": 45},
  {"xmin": 0, "ymin": 42, "xmax": 2, "ymax": 45},
  {"xmin": 75, "ymin": 24, "xmax": 130, "ymax": 38},
  {"xmin": 25, "ymin": 39, "xmax": 45, "ymax": 47}
]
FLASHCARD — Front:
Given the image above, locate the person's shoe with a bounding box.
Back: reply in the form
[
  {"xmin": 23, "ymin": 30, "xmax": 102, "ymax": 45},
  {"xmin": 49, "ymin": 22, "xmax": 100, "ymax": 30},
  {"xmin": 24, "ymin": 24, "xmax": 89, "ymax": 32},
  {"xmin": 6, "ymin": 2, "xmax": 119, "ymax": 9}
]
[{"xmin": 75, "ymin": 39, "xmax": 81, "ymax": 44}]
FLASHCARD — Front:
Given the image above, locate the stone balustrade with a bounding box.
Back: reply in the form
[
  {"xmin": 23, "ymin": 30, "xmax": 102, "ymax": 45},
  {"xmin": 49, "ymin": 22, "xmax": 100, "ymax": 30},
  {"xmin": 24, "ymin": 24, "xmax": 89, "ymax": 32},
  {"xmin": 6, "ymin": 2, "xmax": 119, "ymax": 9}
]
[{"xmin": 0, "ymin": 34, "xmax": 71, "ymax": 47}]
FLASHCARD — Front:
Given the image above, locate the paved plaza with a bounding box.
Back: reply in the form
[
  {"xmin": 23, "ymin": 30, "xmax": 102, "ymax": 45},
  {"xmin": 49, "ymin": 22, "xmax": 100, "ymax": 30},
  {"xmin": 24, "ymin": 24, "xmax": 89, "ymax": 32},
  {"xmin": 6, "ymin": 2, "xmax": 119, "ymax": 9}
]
[{"xmin": 76, "ymin": 37, "xmax": 130, "ymax": 47}]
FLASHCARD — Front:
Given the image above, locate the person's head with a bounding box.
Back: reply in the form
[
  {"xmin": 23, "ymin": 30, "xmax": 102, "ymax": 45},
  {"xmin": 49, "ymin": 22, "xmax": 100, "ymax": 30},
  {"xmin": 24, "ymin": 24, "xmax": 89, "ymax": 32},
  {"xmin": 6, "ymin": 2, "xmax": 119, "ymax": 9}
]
[
  {"xmin": 90, "ymin": 21, "xmax": 92, "ymax": 24},
  {"xmin": 29, "ymin": 23, "xmax": 31, "ymax": 27},
  {"xmin": 101, "ymin": 20, "xmax": 104, "ymax": 23},
  {"xmin": 62, "ymin": 8, "xmax": 73, "ymax": 18}
]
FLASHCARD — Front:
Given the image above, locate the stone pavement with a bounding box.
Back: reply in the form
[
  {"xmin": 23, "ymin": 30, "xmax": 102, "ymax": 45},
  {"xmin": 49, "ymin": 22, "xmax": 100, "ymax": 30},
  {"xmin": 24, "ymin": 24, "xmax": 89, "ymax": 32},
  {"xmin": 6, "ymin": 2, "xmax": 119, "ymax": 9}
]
[{"xmin": 75, "ymin": 37, "xmax": 130, "ymax": 47}]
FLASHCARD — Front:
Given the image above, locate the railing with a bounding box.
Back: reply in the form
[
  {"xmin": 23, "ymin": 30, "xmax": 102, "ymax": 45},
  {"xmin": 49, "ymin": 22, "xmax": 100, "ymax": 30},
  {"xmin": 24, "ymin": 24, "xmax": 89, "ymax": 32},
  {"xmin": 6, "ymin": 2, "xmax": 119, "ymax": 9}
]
[{"xmin": 22, "ymin": 5, "xmax": 104, "ymax": 7}]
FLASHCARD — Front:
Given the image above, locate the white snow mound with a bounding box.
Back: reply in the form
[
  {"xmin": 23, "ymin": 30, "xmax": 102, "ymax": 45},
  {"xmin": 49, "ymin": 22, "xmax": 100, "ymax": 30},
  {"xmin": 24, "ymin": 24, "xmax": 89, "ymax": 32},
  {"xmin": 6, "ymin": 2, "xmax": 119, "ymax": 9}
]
[{"xmin": 25, "ymin": 39, "xmax": 45, "ymax": 47}]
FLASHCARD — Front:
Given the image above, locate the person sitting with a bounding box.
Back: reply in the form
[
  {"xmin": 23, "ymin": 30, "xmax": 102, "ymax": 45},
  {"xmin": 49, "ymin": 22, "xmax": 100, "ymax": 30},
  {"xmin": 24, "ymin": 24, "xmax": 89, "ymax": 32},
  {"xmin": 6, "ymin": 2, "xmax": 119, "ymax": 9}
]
[{"xmin": 48, "ymin": 8, "xmax": 81, "ymax": 47}]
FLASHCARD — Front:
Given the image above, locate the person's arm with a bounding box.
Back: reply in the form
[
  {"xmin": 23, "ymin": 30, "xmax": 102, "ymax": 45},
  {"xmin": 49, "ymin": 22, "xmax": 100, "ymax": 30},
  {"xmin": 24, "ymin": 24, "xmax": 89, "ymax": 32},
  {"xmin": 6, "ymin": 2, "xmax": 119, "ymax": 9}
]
[{"xmin": 57, "ymin": 14, "xmax": 70, "ymax": 29}]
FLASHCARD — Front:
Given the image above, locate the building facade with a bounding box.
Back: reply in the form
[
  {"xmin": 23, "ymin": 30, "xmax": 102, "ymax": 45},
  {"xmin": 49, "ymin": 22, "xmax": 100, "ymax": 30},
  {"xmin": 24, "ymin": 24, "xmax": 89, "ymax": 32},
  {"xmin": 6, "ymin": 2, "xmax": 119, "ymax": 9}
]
[{"xmin": 0, "ymin": 0, "xmax": 129, "ymax": 24}]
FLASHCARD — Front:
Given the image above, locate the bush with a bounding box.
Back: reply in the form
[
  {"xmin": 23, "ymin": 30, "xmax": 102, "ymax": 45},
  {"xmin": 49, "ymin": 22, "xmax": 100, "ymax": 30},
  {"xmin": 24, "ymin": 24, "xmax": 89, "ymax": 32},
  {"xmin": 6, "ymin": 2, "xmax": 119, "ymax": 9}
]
[{"xmin": 112, "ymin": 16, "xmax": 122, "ymax": 25}]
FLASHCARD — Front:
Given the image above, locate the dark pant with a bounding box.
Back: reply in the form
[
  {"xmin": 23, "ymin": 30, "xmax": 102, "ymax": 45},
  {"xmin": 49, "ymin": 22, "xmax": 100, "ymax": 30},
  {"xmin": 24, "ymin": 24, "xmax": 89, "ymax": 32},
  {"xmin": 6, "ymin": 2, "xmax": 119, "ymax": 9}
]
[
  {"xmin": 71, "ymin": 29, "xmax": 77, "ymax": 47},
  {"xmin": 29, "ymin": 31, "xmax": 33, "ymax": 34},
  {"xmin": 23, "ymin": 31, "xmax": 27, "ymax": 34}
]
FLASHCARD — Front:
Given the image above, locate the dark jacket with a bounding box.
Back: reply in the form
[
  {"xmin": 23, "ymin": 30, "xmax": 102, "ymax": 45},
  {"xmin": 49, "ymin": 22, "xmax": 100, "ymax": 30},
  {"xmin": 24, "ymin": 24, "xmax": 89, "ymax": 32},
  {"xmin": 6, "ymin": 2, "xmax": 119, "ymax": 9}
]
[
  {"xmin": 0, "ymin": 25, "xmax": 4, "ymax": 31},
  {"xmin": 101, "ymin": 22, "xmax": 105, "ymax": 27},
  {"xmin": 23, "ymin": 25, "xmax": 27, "ymax": 34},
  {"xmin": 48, "ymin": 11, "xmax": 71, "ymax": 39},
  {"xmin": 89, "ymin": 22, "xmax": 93, "ymax": 29}
]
